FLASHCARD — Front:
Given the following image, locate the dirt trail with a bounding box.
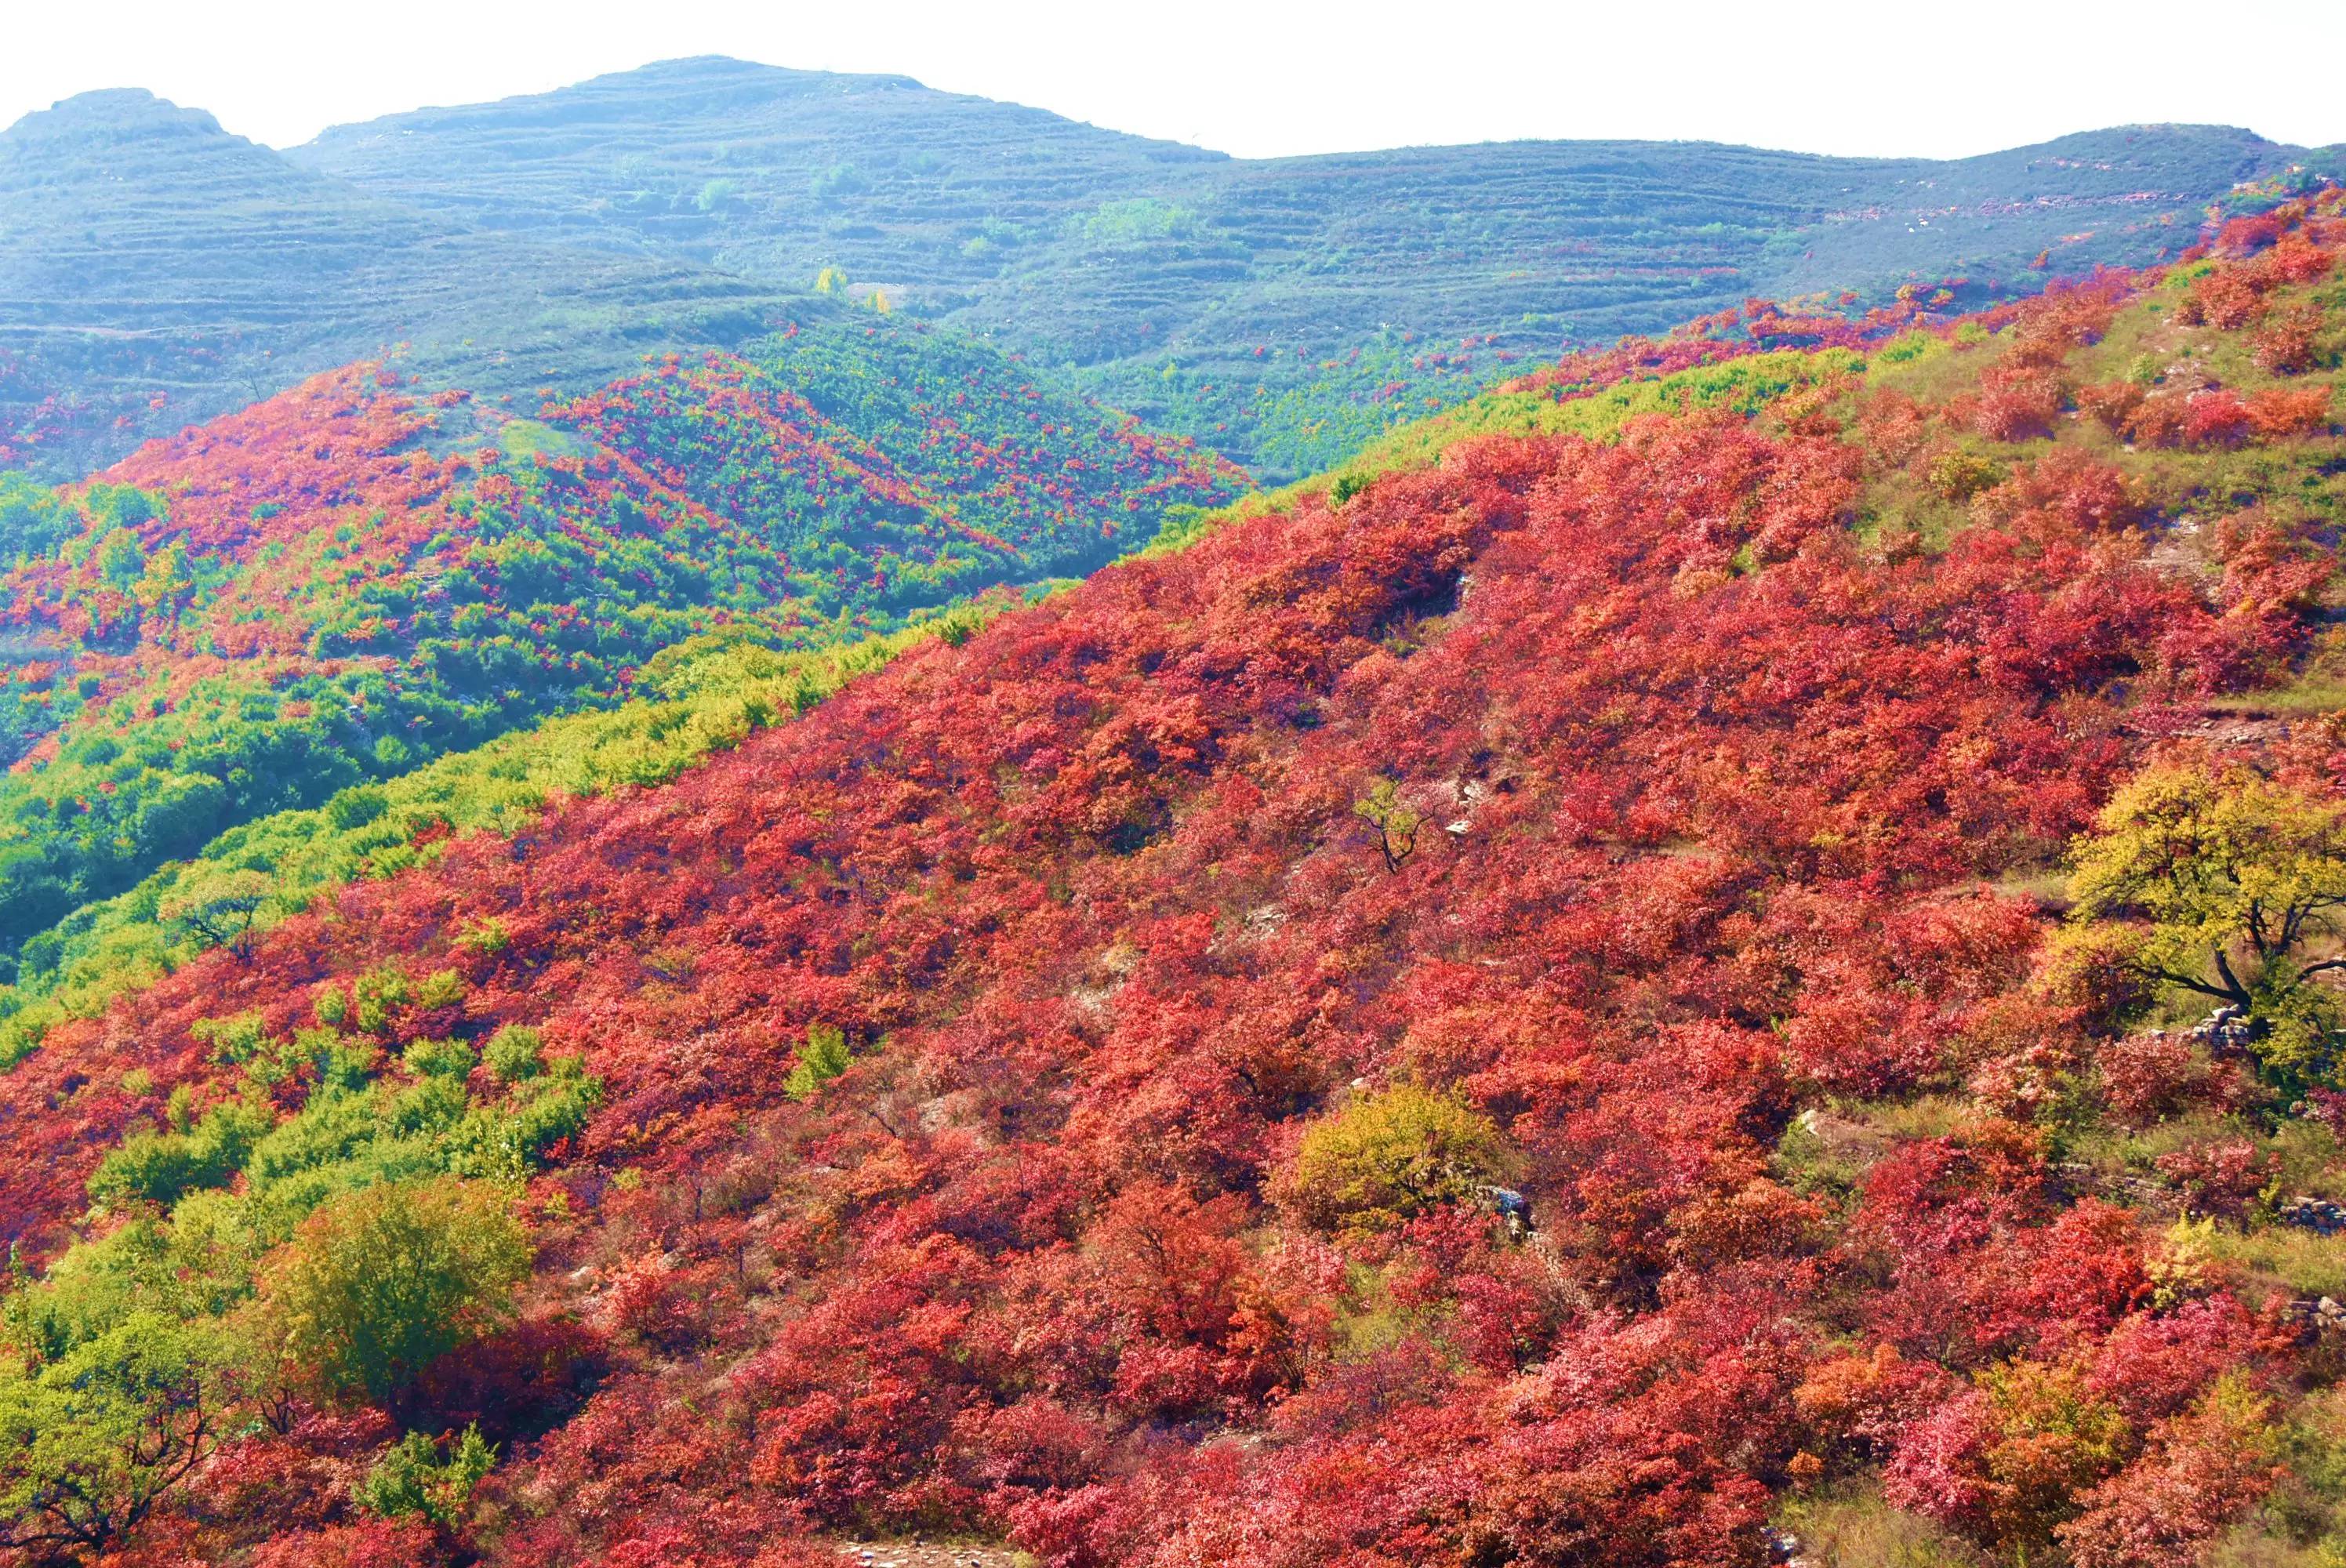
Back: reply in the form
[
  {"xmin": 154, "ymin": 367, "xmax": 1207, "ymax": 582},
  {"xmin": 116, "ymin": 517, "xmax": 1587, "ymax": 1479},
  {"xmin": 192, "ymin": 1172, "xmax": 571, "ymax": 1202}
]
[{"xmin": 833, "ymin": 1544, "xmax": 1026, "ymax": 1568}]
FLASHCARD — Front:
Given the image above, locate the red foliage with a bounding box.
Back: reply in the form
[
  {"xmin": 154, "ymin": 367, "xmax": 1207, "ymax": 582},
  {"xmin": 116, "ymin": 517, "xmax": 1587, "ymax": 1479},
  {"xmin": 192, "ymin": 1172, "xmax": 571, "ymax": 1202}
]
[
  {"xmin": 2251, "ymin": 304, "xmax": 2324, "ymax": 374},
  {"xmin": 2056, "ymin": 1386, "xmax": 2284, "ymax": 1567},
  {"xmin": 247, "ymin": 1520, "xmax": 445, "ymax": 1568},
  {"xmin": 9, "ymin": 191, "xmax": 2344, "ymax": 1568},
  {"xmin": 2246, "ymin": 382, "xmax": 2337, "ymax": 439},
  {"xmin": 2098, "ymin": 1033, "xmax": 2235, "ymax": 1126},
  {"xmin": 2153, "ymin": 1142, "xmax": 2277, "ymax": 1221},
  {"xmin": 1974, "ymin": 363, "xmax": 2068, "ymax": 441}
]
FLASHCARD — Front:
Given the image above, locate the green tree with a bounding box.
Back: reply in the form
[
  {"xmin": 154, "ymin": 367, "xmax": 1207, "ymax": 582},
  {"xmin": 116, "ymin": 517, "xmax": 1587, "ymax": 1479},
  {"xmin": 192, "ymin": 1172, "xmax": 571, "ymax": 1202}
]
[
  {"xmin": 2057, "ymin": 761, "xmax": 2346, "ymax": 1077},
  {"xmin": 133, "ymin": 542, "xmax": 195, "ymax": 615},
  {"xmin": 1353, "ymin": 776, "xmax": 1424, "ymax": 873},
  {"xmin": 253, "ymin": 1176, "xmax": 531, "ymax": 1410},
  {"xmin": 0, "ymin": 1314, "xmax": 218, "ymax": 1561},
  {"xmin": 356, "ymin": 1424, "xmax": 496, "ymax": 1526},
  {"xmin": 783, "ymin": 1022, "xmax": 851, "ymax": 1100},
  {"xmin": 94, "ymin": 528, "xmax": 147, "ymax": 591},
  {"xmin": 0, "ymin": 477, "xmax": 76, "ymax": 563},
  {"xmin": 158, "ymin": 869, "xmax": 274, "ymax": 963}
]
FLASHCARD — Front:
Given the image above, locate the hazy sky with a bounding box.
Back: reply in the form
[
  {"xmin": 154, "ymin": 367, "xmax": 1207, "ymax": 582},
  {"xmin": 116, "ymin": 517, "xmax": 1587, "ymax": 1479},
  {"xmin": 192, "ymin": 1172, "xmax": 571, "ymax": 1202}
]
[{"xmin": 5, "ymin": 0, "xmax": 2344, "ymax": 160}]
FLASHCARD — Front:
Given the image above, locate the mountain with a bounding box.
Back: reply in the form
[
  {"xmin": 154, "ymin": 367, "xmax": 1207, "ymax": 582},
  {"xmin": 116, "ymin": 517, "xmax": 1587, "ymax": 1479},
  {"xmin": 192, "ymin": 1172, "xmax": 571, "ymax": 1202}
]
[
  {"xmin": 0, "ymin": 188, "xmax": 2338, "ymax": 1566},
  {"xmin": 0, "ymin": 307, "xmax": 1238, "ymax": 975},
  {"xmin": 5, "ymin": 62, "xmax": 2333, "ymax": 485},
  {"xmin": 291, "ymin": 56, "xmax": 2344, "ymax": 471},
  {"xmin": 0, "ymin": 87, "xmax": 809, "ymax": 477}
]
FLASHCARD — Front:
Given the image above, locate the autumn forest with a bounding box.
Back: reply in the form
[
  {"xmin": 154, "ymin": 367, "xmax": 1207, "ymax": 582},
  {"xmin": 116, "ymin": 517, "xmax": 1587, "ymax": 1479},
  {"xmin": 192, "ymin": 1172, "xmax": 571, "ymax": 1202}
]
[{"xmin": 0, "ymin": 48, "xmax": 2344, "ymax": 1568}]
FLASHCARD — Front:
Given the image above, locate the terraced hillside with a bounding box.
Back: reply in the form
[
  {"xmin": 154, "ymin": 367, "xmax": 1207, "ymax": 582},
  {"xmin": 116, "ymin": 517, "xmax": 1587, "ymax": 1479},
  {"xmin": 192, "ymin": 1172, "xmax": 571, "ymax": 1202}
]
[
  {"xmin": 0, "ymin": 89, "xmax": 804, "ymax": 477},
  {"xmin": 296, "ymin": 56, "xmax": 2346, "ymax": 473},
  {"xmin": 7, "ymin": 62, "xmax": 2334, "ymax": 485}
]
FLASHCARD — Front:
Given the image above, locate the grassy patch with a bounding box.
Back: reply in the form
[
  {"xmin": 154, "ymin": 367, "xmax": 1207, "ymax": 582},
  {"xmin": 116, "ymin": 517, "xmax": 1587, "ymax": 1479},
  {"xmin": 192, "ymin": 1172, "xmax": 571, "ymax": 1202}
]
[
  {"xmin": 2206, "ymin": 1224, "xmax": 2346, "ymax": 1302},
  {"xmin": 1775, "ymin": 1478, "xmax": 1988, "ymax": 1566},
  {"xmin": 495, "ymin": 418, "xmax": 586, "ymax": 460}
]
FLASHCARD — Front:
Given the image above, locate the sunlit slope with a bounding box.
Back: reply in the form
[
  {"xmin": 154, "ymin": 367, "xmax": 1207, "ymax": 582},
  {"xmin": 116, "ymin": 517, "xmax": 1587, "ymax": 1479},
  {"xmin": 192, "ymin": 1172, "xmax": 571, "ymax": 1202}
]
[
  {"xmin": 0, "ymin": 199, "xmax": 2338, "ymax": 1566},
  {"xmin": 0, "ymin": 314, "xmax": 1238, "ymax": 967}
]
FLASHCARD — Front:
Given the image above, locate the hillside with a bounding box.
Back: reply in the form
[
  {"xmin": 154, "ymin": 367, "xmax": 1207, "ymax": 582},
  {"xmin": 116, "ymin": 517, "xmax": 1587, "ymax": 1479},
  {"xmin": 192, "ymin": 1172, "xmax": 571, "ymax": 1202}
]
[
  {"xmin": 0, "ymin": 88, "xmax": 808, "ymax": 478},
  {"xmin": 6, "ymin": 63, "xmax": 2333, "ymax": 487},
  {"xmin": 0, "ymin": 194, "xmax": 2339, "ymax": 1567},
  {"xmin": 293, "ymin": 56, "xmax": 2344, "ymax": 473},
  {"xmin": 0, "ymin": 310, "xmax": 1238, "ymax": 976}
]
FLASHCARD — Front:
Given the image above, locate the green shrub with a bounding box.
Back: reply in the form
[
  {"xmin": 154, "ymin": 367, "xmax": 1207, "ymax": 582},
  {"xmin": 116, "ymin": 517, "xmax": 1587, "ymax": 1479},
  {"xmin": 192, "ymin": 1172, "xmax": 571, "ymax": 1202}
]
[
  {"xmin": 401, "ymin": 1039, "xmax": 474, "ymax": 1081},
  {"xmin": 414, "ymin": 970, "xmax": 466, "ymax": 1009},
  {"xmin": 783, "ymin": 1022, "xmax": 852, "ymax": 1100},
  {"xmin": 87, "ymin": 1099, "xmax": 273, "ymax": 1209},
  {"xmin": 483, "ymin": 1025, "xmax": 544, "ymax": 1085},
  {"xmin": 323, "ymin": 786, "xmax": 388, "ymax": 830},
  {"xmin": 357, "ymin": 1424, "xmax": 496, "ymax": 1526},
  {"xmin": 253, "ymin": 1176, "xmax": 530, "ymax": 1407}
]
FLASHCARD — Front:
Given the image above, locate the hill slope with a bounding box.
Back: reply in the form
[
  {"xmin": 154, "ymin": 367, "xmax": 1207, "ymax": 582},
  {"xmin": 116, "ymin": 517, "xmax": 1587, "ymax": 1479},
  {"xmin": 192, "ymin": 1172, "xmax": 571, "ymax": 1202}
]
[
  {"xmin": 0, "ymin": 88, "xmax": 808, "ymax": 477},
  {"xmin": 0, "ymin": 197, "xmax": 2338, "ymax": 1566},
  {"xmin": 294, "ymin": 56, "xmax": 2343, "ymax": 472},
  {"xmin": 8, "ymin": 64, "xmax": 2332, "ymax": 485},
  {"xmin": 0, "ymin": 310, "xmax": 1238, "ymax": 971}
]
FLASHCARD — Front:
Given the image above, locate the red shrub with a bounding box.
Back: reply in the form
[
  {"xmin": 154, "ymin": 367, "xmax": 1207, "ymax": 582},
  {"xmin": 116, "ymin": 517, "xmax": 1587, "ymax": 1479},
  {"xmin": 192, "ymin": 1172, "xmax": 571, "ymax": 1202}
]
[
  {"xmin": 2246, "ymin": 383, "xmax": 2336, "ymax": 440},
  {"xmin": 2077, "ymin": 381, "xmax": 2145, "ymax": 434},
  {"xmin": 2122, "ymin": 394, "xmax": 2191, "ymax": 448},
  {"xmin": 2182, "ymin": 388, "xmax": 2255, "ymax": 448},
  {"xmin": 2057, "ymin": 1382, "xmax": 2282, "ymax": 1568},
  {"xmin": 1974, "ymin": 365, "xmax": 2068, "ymax": 441},
  {"xmin": 2153, "ymin": 1142, "xmax": 2276, "ymax": 1220},
  {"xmin": 2098, "ymin": 1033, "xmax": 2213, "ymax": 1126},
  {"xmin": 247, "ymin": 1520, "xmax": 443, "ymax": 1568},
  {"xmin": 2190, "ymin": 269, "xmax": 2268, "ymax": 331},
  {"xmin": 2250, "ymin": 304, "xmax": 2323, "ymax": 374}
]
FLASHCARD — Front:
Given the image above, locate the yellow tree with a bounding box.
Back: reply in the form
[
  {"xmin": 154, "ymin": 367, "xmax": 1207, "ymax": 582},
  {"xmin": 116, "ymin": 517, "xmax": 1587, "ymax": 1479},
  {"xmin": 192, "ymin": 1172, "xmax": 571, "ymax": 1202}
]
[{"xmin": 2057, "ymin": 761, "xmax": 2346, "ymax": 1074}]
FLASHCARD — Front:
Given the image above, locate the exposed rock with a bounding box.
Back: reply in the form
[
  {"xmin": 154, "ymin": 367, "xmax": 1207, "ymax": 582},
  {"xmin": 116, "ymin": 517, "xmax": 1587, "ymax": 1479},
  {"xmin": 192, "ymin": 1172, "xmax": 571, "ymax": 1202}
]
[
  {"xmin": 1480, "ymin": 1184, "xmax": 1534, "ymax": 1241},
  {"xmin": 837, "ymin": 1544, "xmax": 1019, "ymax": 1568},
  {"xmin": 2186, "ymin": 1005, "xmax": 2261, "ymax": 1058},
  {"xmin": 2279, "ymin": 1196, "xmax": 2346, "ymax": 1236}
]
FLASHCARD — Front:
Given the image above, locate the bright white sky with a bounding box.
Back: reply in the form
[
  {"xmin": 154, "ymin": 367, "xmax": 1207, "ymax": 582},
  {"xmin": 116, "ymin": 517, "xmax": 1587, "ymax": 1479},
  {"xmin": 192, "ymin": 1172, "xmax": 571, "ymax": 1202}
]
[{"xmin": 5, "ymin": 0, "xmax": 2344, "ymax": 160}]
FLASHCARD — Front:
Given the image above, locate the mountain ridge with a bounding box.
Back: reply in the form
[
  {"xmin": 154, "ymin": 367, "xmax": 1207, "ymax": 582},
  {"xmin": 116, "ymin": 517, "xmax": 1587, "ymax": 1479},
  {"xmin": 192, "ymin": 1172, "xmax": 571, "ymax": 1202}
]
[
  {"xmin": 7, "ymin": 61, "xmax": 2333, "ymax": 481},
  {"xmin": 0, "ymin": 83, "xmax": 810, "ymax": 478}
]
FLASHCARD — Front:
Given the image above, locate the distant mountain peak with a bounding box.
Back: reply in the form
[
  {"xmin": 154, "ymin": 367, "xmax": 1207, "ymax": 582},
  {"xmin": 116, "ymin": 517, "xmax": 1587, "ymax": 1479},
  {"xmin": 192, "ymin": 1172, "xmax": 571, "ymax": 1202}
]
[
  {"xmin": 0, "ymin": 87, "xmax": 294, "ymax": 203},
  {"xmin": 9, "ymin": 86, "xmax": 233, "ymax": 139},
  {"xmin": 614, "ymin": 53, "xmax": 927, "ymax": 93},
  {"xmin": 2, "ymin": 87, "xmax": 229, "ymax": 146},
  {"xmin": 300, "ymin": 53, "xmax": 945, "ymax": 149}
]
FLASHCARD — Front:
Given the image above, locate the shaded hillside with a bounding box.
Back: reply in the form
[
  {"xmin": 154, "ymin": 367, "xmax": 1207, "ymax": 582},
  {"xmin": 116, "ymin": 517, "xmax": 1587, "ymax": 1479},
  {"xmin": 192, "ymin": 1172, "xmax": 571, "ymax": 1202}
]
[
  {"xmin": 0, "ymin": 198, "xmax": 2341, "ymax": 1567},
  {"xmin": 0, "ymin": 312, "xmax": 1238, "ymax": 970},
  {"xmin": 296, "ymin": 56, "xmax": 2342, "ymax": 473},
  {"xmin": 0, "ymin": 89, "xmax": 806, "ymax": 477}
]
